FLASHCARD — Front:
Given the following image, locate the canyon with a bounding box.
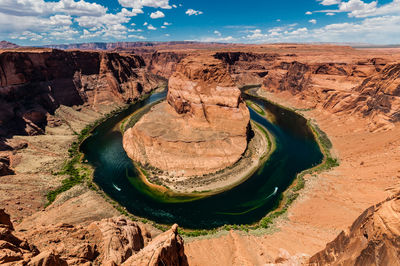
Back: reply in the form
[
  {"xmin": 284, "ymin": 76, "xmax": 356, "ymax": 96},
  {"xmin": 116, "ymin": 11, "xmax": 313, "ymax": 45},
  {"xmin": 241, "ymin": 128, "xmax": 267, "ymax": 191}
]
[{"xmin": 1, "ymin": 43, "xmax": 400, "ymax": 265}]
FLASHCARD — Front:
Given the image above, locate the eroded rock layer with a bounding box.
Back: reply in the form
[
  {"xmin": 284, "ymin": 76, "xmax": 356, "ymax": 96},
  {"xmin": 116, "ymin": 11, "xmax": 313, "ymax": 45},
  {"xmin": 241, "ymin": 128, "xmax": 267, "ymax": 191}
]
[
  {"xmin": 0, "ymin": 209, "xmax": 187, "ymax": 265},
  {"xmin": 0, "ymin": 49, "xmax": 163, "ymax": 139},
  {"xmin": 123, "ymin": 55, "xmax": 250, "ymax": 176},
  {"xmin": 309, "ymin": 192, "xmax": 400, "ymax": 265}
]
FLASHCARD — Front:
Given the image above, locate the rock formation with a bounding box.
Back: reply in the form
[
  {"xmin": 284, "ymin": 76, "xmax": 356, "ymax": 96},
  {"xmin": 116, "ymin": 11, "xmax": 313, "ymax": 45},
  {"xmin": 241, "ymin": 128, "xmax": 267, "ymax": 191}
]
[
  {"xmin": 0, "ymin": 210, "xmax": 187, "ymax": 265},
  {"xmin": 0, "ymin": 208, "xmax": 42, "ymax": 265},
  {"xmin": 309, "ymin": 192, "xmax": 400, "ymax": 265},
  {"xmin": 87, "ymin": 217, "xmax": 146, "ymax": 265},
  {"xmin": 123, "ymin": 55, "xmax": 250, "ymax": 176},
  {"xmin": 122, "ymin": 224, "xmax": 188, "ymax": 266},
  {"xmin": 0, "ymin": 49, "xmax": 163, "ymax": 138},
  {"xmin": 0, "ymin": 156, "xmax": 13, "ymax": 176}
]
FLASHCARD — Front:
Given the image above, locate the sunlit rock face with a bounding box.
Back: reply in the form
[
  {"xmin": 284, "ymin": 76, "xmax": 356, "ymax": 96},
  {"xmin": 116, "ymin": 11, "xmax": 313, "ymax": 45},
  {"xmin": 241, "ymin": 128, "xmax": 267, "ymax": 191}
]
[{"xmin": 123, "ymin": 55, "xmax": 250, "ymax": 176}]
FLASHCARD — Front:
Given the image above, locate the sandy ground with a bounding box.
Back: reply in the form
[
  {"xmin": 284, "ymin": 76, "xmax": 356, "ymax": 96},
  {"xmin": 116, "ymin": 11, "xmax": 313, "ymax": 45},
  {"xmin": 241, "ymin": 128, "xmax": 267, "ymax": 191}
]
[
  {"xmin": 0, "ymin": 104, "xmax": 122, "ymax": 229},
  {"xmin": 185, "ymin": 89, "xmax": 400, "ymax": 265}
]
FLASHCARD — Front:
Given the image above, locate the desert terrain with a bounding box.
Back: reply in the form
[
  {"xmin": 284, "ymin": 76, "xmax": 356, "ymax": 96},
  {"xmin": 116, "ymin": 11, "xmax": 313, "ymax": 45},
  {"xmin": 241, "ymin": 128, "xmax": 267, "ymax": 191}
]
[{"xmin": 1, "ymin": 42, "xmax": 400, "ymax": 265}]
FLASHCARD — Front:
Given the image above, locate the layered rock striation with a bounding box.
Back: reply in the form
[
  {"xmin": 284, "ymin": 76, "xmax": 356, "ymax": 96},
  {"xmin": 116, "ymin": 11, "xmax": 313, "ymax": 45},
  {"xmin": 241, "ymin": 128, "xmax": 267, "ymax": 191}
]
[
  {"xmin": 0, "ymin": 49, "xmax": 163, "ymax": 139},
  {"xmin": 123, "ymin": 55, "xmax": 250, "ymax": 177}
]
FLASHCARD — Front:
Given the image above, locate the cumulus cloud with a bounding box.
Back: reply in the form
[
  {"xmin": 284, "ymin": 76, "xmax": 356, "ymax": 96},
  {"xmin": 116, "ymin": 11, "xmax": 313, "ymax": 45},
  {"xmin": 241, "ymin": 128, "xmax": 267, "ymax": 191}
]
[
  {"xmin": 75, "ymin": 8, "xmax": 139, "ymax": 28},
  {"xmin": 185, "ymin": 9, "xmax": 203, "ymax": 16},
  {"xmin": 246, "ymin": 29, "xmax": 265, "ymax": 39},
  {"xmin": 305, "ymin": 11, "xmax": 312, "ymax": 15},
  {"xmin": 128, "ymin": 34, "xmax": 146, "ymax": 39},
  {"xmin": 309, "ymin": 19, "xmax": 317, "ymax": 24},
  {"xmin": 315, "ymin": 0, "xmax": 400, "ymax": 18},
  {"xmin": 150, "ymin": 10, "xmax": 165, "ymax": 19},
  {"xmin": 118, "ymin": 0, "xmax": 171, "ymax": 9},
  {"xmin": 241, "ymin": 15, "xmax": 400, "ymax": 44},
  {"xmin": 0, "ymin": 0, "xmax": 148, "ymax": 42},
  {"xmin": 0, "ymin": 0, "xmax": 107, "ymax": 17},
  {"xmin": 163, "ymin": 22, "xmax": 172, "ymax": 25},
  {"xmin": 214, "ymin": 30, "xmax": 222, "ymax": 36},
  {"xmin": 147, "ymin": 24, "xmax": 157, "ymax": 30},
  {"xmin": 319, "ymin": 0, "xmax": 341, "ymax": 5},
  {"xmin": 196, "ymin": 36, "xmax": 236, "ymax": 42}
]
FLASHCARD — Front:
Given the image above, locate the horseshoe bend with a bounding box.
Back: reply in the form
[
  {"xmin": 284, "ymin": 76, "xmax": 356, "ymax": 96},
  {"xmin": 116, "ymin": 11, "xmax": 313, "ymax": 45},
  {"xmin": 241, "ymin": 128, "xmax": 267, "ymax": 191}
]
[
  {"xmin": 122, "ymin": 56, "xmax": 268, "ymax": 194},
  {"xmin": 2, "ymin": 38, "xmax": 400, "ymax": 266}
]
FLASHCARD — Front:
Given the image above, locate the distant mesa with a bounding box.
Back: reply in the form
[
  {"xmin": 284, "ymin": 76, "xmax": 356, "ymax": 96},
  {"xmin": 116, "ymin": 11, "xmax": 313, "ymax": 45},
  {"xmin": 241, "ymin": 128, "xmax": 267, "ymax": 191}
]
[
  {"xmin": 0, "ymin": 41, "xmax": 19, "ymax": 49},
  {"xmin": 123, "ymin": 55, "xmax": 251, "ymax": 177}
]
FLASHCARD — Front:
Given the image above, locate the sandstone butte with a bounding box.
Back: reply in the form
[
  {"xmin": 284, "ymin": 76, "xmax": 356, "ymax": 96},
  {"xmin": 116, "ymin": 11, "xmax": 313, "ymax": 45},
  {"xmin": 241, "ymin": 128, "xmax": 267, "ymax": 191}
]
[{"xmin": 123, "ymin": 55, "xmax": 250, "ymax": 177}]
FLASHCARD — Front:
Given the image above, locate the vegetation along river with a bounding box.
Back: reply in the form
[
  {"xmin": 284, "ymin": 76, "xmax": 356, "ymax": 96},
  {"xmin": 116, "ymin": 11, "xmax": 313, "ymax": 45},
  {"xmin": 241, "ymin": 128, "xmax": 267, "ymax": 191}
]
[{"xmin": 80, "ymin": 89, "xmax": 323, "ymax": 229}]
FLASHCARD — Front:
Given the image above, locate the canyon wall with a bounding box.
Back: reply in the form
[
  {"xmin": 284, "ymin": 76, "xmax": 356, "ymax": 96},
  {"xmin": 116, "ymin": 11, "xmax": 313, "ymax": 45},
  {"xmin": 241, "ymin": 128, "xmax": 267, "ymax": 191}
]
[{"xmin": 0, "ymin": 49, "xmax": 163, "ymax": 139}]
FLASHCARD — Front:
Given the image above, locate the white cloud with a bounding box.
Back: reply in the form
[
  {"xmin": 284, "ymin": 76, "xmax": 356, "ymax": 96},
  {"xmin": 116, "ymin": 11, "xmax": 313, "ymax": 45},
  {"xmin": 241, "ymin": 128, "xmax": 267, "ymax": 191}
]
[
  {"xmin": 214, "ymin": 30, "xmax": 221, "ymax": 36},
  {"xmin": 0, "ymin": 0, "xmax": 108, "ymax": 17},
  {"xmin": 240, "ymin": 15, "xmax": 400, "ymax": 44},
  {"xmin": 185, "ymin": 9, "xmax": 203, "ymax": 16},
  {"xmin": 316, "ymin": 0, "xmax": 400, "ymax": 18},
  {"xmin": 128, "ymin": 34, "xmax": 146, "ymax": 39},
  {"xmin": 246, "ymin": 29, "xmax": 265, "ymax": 39},
  {"xmin": 172, "ymin": 4, "xmax": 177, "ymax": 8},
  {"xmin": 326, "ymin": 12, "xmax": 336, "ymax": 15},
  {"xmin": 197, "ymin": 36, "xmax": 236, "ymax": 42},
  {"xmin": 319, "ymin": 0, "xmax": 341, "ymax": 5},
  {"xmin": 75, "ymin": 8, "xmax": 139, "ymax": 28},
  {"xmin": 276, "ymin": 19, "xmax": 281, "ymax": 22},
  {"xmin": 118, "ymin": 0, "xmax": 171, "ymax": 9},
  {"xmin": 150, "ymin": 10, "xmax": 165, "ymax": 19},
  {"xmin": 309, "ymin": 19, "xmax": 317, "ymax": 24},
  {"xmin": 128, "ymin": 28, "xmax": 143, "ymax": 32},
  {"xmin": 163, "ymin": 22, "xmax": 172, "ymax": 25},
  {"xmin": 143, "ymin": 22, "xmax": 148, "ymax": 26},
  {"xmin": 305, "ymin": 11, "xmax": 312, "ymax": 15},
  {"xmin": 165, "ymin": 33, "xmax": 170, "ymax": 36},
  {"xmin": 147, "ymin": 24, "xmax": 157, "ymax": 30}
]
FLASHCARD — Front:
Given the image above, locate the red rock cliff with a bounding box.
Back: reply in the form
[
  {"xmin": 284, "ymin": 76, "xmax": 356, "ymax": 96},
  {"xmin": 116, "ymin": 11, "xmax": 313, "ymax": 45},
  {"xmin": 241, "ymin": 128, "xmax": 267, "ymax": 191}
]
[{"xmin": 0, "ymin": 49, "xmax": 163, "ymax": 138}]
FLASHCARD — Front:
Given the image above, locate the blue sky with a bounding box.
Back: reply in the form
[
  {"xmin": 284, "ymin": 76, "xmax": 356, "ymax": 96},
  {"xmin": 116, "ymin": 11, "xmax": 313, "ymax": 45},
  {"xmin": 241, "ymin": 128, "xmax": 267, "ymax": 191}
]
[{"xmin": 0, "ymin": 0, "xmax": 399, "ymax": 45}]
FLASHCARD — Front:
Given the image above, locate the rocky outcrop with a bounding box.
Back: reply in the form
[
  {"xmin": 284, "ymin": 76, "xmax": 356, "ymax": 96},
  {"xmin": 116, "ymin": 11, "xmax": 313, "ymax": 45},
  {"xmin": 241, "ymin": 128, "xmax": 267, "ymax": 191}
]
[
  {"xmin": 122, "ymin": 224, "xmax": 188, "ymax": 266},
  {"xmin": 87, "ymin": 217, "xmax": 146, "ymax": 265},
  {"xmin": 309, "ymin": 192, "xmax": 400, "ymax": 265},
  {"xmin": 0, "ymin": 209, "xmax": 41, "ymax": 265},
  {"xmin": 0, "ymin": 49, "xmax": 163, "ymax": 138},
  {"xmin": 1, "ymin": 211, "xmax": 187, "ymax": 265},
  {"xmin": 0, "ymin": 156, "xmax": 13, "ymax": 176},
  {"xmin": 123, "ymin": 55, "xmax": 250, "ymax": 176}
]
